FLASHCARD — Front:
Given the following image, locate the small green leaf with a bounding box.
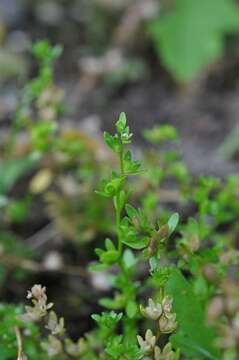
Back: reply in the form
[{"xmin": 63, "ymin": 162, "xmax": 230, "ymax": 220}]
[
  {"xmin": 105, "ymin": 238, "xmax": 116, "ymax": 251},
  {"xmin": 92, "ymin": 311, "xmax": 123, "ymax": 329},
  {"xmin": 123, "ymin": 249, "xmax": 137, "ymax": 268},
  {"xmin": 101, "ymin": 250, "xmax": 120, "ymax": 265},
  {"xmin": 126, "ymin": 301, "xmax": 137, "ymax": 318},
  {"xmin": 122, "ymin": 235, "xmax": 149, "ymax": 250},
  {"xmin": 89, "ymin": 262, "xmax": 110, "ymax": 271},
  {"xmin": 104, "ymin": 132, "xmax": 118, "ymax": 152},
  {"xmin": 116, "ymin": 112, "xmax": 127, "ymax": 133},
  {"xmin": 149, "ymin": 256, "xmax": 159, "ymax": 272},
  {"xmin": 32, "ymin": 40, "xmax": 62, "ymax": 63},
  {"xmin": 168, "ymin": 213, "xmax": 179, "ymax": 234},
  {"xmin": 125, "ymin": 204, "xmax": 138, "ymax": 219},
  {"xmin": 100, "ymin": 297, "xmax": 124, "ymax": 310},
  {"xmin": 143, "ymin": 125, "xmax": 178, "ymax": 144},
  {"xmin": 0, "ymin": 154, "xmax": 40, "ymax": 194}
]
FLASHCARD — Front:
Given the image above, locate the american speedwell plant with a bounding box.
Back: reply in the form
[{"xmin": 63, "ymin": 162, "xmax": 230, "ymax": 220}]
[
  {"xmin": 16, "ymin": 114, "xmax": 181, "ymax": 360},
  {"xmin": 91, "ymin": 113, "xmax": 180, "ymax": 359},
  {"xmin": 4, "ymin": 112, "xmax": 237, "ymax": 360},
  {"xmin": 11, "ymin": 113, "xmax": 230, "ymax": 360},
  {"xmin": 1, "ymin": 42, "xmax": 239, "ymax": 360}
]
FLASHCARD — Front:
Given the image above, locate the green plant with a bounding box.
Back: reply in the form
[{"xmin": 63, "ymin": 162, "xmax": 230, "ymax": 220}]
[
  {"xmin": 1, "ymin": 43, "xmax": 239, "ymax": 360},
  {"xmin": 16, "ymin": 115, "xmax": 225, "ymax": 359},
  {"xmin": 88, "ymin": 113, "xmax": 181, "ymax": 359}
]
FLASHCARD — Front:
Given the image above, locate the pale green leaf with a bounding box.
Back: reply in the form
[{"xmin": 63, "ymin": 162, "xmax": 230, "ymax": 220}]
[{"xmin": 166, "ymin": 268, "xmax": 220, "ymax": 359}]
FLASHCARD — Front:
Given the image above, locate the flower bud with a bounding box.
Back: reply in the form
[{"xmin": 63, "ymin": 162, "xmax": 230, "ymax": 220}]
[
  {"xmin": 154, "ymin": 343, "xmax": 178, "ymax": 360},
  {"xmin": 137, "ymin": 329, "xmax": 156, "ymax": 352},
  {"xmin": 140, "ymin": 298, "xmax": 162, "ymax": 320},
  {"xmin": 159, "ymin": 313, "xmax": 177, "ymax": 334},
  {"xmin": 162, "ymin": 296, "xmax": 173, "ymax": 314}
]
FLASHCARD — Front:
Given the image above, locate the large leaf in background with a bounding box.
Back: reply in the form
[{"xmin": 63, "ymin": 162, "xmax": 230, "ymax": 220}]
[
  {"xmin": 165, "ymin": 268, "xmax": 220, "ymax": 359},
  {"xmin": 149, "ymin": 0, "xmax": 239, "ymax": 82},
  {"xmin": 0, "ymin": 153, "xmax": 40, "ymax": 194}
]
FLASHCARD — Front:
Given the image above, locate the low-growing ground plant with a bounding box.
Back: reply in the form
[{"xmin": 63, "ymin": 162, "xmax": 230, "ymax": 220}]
[
  {"xmin": 1, "ymin": 114, "xmax": 238, "ymax": 360},
  {"xmin": 0, "ymin": 42, "xmax": 239, "ymax": 360}
]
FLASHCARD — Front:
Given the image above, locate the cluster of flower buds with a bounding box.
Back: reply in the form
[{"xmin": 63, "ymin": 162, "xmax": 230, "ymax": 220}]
[
  {"xmin": 148, "ymin": 225, "xmax": 169, "ymax": 257},
  {"xmin": 21, "ymin": 284, "xmax": 53, "ymax": 322},
  {"xmin": 42, "ymin": 335, "xmax": 63, "ymax": 357},
  {"xmin": 137, "ymin": 329, "xmax": 156, "ymax": 353},
  {"xmin": 154, "ymin": 342, "xmax": 179, "ymax": 360},
  {"xmin": 207, "ymin": 279, "xmax": 239, "ymax": 350},
  {"xmin": 137, "ymin": 330, "xmax": 179, "ymax": 360},
  {"xmin": 46, "ymin": 310, "xmax": 65, "ymax": 336},
  {"xmin": 21, "ymin": 285, "xmax": 67, "ymax": 357},
  {"xmin": 65, "ymin": 338, "xmax": 88, "ymax": 357},
  {"xmin": 37, "ymin": 85, "xmax": 64, "ymax": 121},
  {"xmin": 140, "ymin": 296, "xmax": 177, "ymax": 334}
]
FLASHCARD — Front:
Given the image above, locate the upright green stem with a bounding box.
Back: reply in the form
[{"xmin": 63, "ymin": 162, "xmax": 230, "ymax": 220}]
[
  {"xmin": 119, "ymin": 148, "xmax": 125, "ymax": 176},
  {"xmin": 116, "ymin": 146, "xmax": 125, "ymax": 255},
  {"xmin": 116, "ymin": 193, "xmax": 123, "ymax": 254}
]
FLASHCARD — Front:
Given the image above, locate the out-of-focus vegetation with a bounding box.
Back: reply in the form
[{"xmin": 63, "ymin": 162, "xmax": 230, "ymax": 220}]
[
  {"xmin": 1, "ymin": 0, "xmax": 239, "ymax": 86},
  {"xmin": 149, "ymin": 0, "xmax": 239, "ymax": 82},
  {"xmin": 0, "ymin": 42, "xmax": 239, "ymax": 359}
]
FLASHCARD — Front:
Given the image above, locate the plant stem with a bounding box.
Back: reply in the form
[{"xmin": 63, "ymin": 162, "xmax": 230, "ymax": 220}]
[
  {"xmin": 116, "ymin": 146, "xmax": 125, "ymax": 254},
  {"xmin": 156, "ymin": 327, "xmax": 161, "ymax": 342},
  {"xmin": 120, "ymin": 148, "xmax": 125, "ymax": 176},
  {"xmin": 116, "ymin": 192, "xmax": 123, "ymax": 254},
  {"xmin": 15, "ymin": 326, "xmax": 24, "ymax": 360}
]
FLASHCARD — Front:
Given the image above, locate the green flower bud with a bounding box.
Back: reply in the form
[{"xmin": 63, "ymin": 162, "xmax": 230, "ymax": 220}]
[
  {"xmin": 137, "ymin": 329, "xmax": 156, "ymax": 353},
  {"xmin": 158, "ymin": 313, "xmax": 177, "ymax": 334},
  {"xmin": 140, "ymin": 298, "xmax": 162, "ymax": 320}
]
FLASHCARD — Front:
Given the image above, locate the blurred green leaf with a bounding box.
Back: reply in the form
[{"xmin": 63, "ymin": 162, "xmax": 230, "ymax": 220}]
[
  {"xmin": 149, "ymin": 0, "xmax": 239, "ymax": 82},
  {"xmin": 168, "ymin": 213, "xmax": 179, "ymax": 234},
  {"xmin": 123, "ymin": 249, "xmax": 137, "ymax": 269},
  {"xmin": 143, "ymin": 125, "xmax": 178, "ymax": 144},
  {"xmin": 0, "ymin": 154, "xmax": 40, "ymax": 194},
  {"xmin": 166, "ymin": 268, "xmax": 220, "ymax": 359},
  {"xmin": 125, "ymin": 204, "xmax": 138, "ymax": 219},
  {"xmin": 126, "ymin": 301, "xmax": 137, "ymax": 319},
  {"xmin": 32, "ymin": 40, "xmax": 62, "ymax": 64},
  {"xmin": 116, "ymin": 112, "xmax": 127, "ymax": 134}
]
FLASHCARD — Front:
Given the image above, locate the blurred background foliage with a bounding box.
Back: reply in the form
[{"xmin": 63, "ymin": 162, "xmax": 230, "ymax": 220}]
[
  {"xmin": 1, "ymin": 0, "xmax": 239, "ymax": 172},
  {"xmin": 1, "ymin": 0, "xmax": 239, "ymax": 82}
]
